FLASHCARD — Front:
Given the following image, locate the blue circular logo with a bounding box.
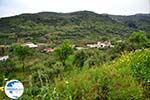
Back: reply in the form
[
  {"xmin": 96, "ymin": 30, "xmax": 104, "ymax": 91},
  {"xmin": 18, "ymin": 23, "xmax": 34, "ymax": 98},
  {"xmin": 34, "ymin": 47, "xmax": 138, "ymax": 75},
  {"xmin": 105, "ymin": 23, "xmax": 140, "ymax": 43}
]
[{"xmin": 4, "ymin": 80, "xmax": 24, "ymax": 99}]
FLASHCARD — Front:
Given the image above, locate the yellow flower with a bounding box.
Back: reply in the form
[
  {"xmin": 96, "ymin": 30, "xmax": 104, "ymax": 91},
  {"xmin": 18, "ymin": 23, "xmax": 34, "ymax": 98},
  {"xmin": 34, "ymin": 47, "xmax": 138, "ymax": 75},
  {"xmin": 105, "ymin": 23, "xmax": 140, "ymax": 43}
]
[
  {"xmin": 65, "ymin": 81, "xmax": 69, "ymax": 84},
  {"xmin": 0, "ymin": 87, "xmax": 4, "ymax": 91}
]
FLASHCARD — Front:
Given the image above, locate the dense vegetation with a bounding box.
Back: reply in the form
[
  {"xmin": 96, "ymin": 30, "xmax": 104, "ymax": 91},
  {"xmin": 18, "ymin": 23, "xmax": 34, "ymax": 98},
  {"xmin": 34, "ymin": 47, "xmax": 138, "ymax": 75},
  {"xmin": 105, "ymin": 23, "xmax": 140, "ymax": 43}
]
[
  {"xmin": 0, "ymin": 11, "xmax": 150, "ymax": 99},
  {"xmin": 0, "ymin": 11, "xmax": 150, "ymax": 45}
]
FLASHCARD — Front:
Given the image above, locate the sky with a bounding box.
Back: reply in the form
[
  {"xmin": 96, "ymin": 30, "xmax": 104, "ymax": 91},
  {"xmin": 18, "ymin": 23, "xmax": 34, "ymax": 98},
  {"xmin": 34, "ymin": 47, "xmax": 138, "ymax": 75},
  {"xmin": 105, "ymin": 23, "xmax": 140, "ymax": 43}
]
[{"xmin": 0, "ymin": 0, "xmax": 150, "ymax": 18}]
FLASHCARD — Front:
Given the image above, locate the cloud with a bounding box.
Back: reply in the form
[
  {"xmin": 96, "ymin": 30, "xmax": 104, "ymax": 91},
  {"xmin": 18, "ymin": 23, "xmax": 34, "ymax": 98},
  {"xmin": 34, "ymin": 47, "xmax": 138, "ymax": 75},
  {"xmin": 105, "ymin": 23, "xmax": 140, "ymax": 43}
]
[{"xmin": 0, "ymin": 0, "xmax": 150, "ymax": 17}]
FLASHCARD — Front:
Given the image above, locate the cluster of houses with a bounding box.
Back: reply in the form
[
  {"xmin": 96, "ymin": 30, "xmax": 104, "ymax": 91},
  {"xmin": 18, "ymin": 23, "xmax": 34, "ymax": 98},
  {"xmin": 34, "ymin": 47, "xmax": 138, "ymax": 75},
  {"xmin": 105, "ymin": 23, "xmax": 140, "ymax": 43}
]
[
  {"xmin": 87, "ymin": 41, "xmax": 114, "ymax": 48},
  {"xmin": 23, "ymin": 43, "xmax": 54, "ymax": 53},
  {"xmin": 0, "ymin": 43, "xmax": 53, "ymax": 61},
  {"xmin": 0, "ymin": 41, "xmax": 114, "ymax": 61},
  {"xmin": 24, "ymin": 41, "xmax": 114, "ymax": 51},
  {"xmin": 76, "ymin": 41, "xmax": 114, "ymax": 50}
]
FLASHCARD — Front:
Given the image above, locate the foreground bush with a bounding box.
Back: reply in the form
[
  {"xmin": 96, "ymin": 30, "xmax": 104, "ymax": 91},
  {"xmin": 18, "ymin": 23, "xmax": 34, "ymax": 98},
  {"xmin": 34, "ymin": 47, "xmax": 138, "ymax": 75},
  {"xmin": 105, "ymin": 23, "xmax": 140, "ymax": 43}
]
[{"xmin": 52, "ymin": 49, "xmax": 150, "ymax": 100}]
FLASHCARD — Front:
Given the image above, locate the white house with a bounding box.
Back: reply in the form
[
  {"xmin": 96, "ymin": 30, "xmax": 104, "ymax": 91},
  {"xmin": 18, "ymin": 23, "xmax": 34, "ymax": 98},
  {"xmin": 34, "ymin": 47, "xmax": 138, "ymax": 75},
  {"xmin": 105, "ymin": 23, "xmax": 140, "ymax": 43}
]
[
  {"xmin": 43, "ymin": 48, "xmax": 54, "ymax": 53},
  {"xmin": 76, "ymin": 47, "xmax": 88, "ymax": 50},
  {"xmin": 86, "ymin": 44, "xmax": 97, "ymax": 48},
  {"xmin": 24, "ymin": 43, "xmax": 38, "ymax": 48},
  {"xmin": 0, "ymin": 55, "xmax": 9, "ymax": 61}
]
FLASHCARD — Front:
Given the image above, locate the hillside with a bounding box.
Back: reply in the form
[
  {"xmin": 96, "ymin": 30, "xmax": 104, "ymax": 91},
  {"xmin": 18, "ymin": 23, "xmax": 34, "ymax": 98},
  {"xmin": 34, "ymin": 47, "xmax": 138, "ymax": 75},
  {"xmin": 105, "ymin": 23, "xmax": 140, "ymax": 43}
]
[
  {"xmin": 0, "ymin": 8, "xmax": 150, "ymax": 99},
  {"xmin": 109, "ymin": 14, "xmax": 150, "ymax": 32},
  {"xmin": 49, "ymin": 49, "xmax": 150, "ymax": 100},
  {"xmin": 15, "ymin": 48, "xmax": 149, "ymax": 99},
  {"xmin": 0, "ymin": 11, "xmax": 150, "ymax": 45}
]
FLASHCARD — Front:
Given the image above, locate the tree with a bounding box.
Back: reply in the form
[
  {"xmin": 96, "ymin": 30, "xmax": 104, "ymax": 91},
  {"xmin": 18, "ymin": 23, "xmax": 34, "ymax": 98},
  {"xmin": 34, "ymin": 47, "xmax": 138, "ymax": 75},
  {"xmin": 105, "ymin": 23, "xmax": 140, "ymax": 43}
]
[
  {"xmin": 127, "ymin": 30, "xmax": 150, "ymax": 50},
  {"xmin": 73, "ymin": 50, "xmax": 87, "ymax": 67},
  {"xmin": 54, "ymin": 40, "xmax": 74, "ymax": 66},
  {"xmin": 11, "ymin": 44, "xmax": 32, "ymax": 72},
  {"xmin": 128, "ymin": 30, "xmax": 148, "ymax": 43}
]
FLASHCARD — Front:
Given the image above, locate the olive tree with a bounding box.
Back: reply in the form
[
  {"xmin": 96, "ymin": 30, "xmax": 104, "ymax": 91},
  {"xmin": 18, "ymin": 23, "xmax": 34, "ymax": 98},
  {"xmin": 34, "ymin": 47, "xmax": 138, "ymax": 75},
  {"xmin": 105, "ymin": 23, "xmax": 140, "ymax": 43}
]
[{"xmin": 11, "ymin": 44, "xmax": 32, "ymax": 72}]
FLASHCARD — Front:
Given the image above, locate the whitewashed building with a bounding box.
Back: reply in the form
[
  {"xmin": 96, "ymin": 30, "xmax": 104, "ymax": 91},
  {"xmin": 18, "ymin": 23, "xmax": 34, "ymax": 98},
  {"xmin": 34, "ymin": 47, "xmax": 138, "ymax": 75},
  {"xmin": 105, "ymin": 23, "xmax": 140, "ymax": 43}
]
[
  {"xmin": 0, "ymin": 55, "xmax": 9, "ymax": 61},
  {"xmin": 24, "ymin": 43, "xmax": 38, "ymax": 48},
  {"xmin": 76, "ymin": 47, "xmax": 88, "ymax": 50}
]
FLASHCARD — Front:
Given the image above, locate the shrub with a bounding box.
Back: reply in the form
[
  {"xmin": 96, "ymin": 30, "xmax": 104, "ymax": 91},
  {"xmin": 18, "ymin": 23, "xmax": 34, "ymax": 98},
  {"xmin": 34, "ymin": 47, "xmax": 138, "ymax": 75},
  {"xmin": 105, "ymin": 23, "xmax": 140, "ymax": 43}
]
[
  {"xmin": 129, "ymin": 49, "xmax": 150, "ymax": 98},
  {"xmin": 52, "ymin": 49, "xmax": 150, "ymax": 100},
  {"xmin": 73, "ymin": 49, "xmax": 110, "ymax": 68},
  {"xmin": 54, "ymin": 40, "xmax": 74, "ymax": 66}
]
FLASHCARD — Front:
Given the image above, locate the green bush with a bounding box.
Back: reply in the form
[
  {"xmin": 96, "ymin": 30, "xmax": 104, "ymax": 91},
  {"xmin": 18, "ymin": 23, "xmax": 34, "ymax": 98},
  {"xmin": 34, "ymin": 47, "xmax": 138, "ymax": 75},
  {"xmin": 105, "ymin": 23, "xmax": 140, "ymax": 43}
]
[
  {"xmin": 129, "ymin": 49, "xmax": 150, "ymax": 98},
  {"xmin": 128, "ymin": 49, "xmax": 150, "ymax": 83},
  {"xmin": 73, "ymin": 49, "xmax": 110, "ymax": 68},
  {"xmin": 52, "ymin": 49, "xmax": 150, "ymax": 100},
  {"xmin": 54, "ymin": 40, "xmax": 74, "ymax": 66}
]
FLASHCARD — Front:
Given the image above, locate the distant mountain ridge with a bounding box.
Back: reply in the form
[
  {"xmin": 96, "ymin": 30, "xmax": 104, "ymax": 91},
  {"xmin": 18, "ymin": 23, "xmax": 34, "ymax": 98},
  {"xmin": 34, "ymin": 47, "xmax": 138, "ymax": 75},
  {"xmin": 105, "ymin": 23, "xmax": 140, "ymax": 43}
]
[{"xmin": 0, "ymin": 11, "xmax": 150, "ymax": 45}]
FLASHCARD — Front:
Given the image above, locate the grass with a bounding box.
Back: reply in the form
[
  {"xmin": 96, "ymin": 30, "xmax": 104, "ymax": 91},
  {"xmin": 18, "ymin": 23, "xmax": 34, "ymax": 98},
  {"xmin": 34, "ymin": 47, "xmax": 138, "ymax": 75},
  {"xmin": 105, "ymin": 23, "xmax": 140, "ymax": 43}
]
[
  {"xmin": 50, "ymin": 49, "xmax": 150, "ymax": 100},
  {"xmin": 1, "ymin": 48, "xmax": 150, "ymax": 100}
]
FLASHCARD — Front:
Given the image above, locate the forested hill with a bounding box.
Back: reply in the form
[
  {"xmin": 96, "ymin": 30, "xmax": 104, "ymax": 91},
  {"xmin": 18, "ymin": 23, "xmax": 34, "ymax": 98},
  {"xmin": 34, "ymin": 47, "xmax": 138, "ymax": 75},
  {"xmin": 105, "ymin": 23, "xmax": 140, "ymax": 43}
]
[
  {"xmin": 0, "ymin": 11, "xmax": 150, "ymax": 45},
  {"xmin": 109, "ymin": 14, "xmax": 150, "ymax": 32}
]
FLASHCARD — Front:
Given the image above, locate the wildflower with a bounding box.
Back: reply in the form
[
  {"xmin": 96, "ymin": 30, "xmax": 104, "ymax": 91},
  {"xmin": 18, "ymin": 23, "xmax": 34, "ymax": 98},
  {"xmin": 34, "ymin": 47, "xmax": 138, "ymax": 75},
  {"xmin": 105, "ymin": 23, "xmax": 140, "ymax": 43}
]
[
  {"xmin": 0, "ymin": 87, "xmax": 4, "ymax": 91},
  {"xmin": 65, "ymin": 81, "xmax": 69, "ymax": 84},
  {"xmin": 4, "ymin": 78, "xmax": 8, "ymax": 81}
]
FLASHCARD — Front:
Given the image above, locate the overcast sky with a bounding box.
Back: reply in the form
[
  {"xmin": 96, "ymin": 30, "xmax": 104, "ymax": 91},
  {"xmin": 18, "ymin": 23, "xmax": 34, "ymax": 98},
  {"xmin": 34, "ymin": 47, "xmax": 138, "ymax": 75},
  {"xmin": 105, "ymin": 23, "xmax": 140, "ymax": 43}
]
[{"xmin": 0, "ymin": 0, "xmax": 150, "ymax": 18}]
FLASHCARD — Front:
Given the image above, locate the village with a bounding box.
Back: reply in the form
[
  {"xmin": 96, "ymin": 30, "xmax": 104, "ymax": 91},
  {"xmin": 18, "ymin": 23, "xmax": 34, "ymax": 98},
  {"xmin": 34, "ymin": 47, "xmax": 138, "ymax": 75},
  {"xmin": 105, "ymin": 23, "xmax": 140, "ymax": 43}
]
[{"xmin": 0, "ymin": 41, "xmax": 114, "ymax": 61}]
